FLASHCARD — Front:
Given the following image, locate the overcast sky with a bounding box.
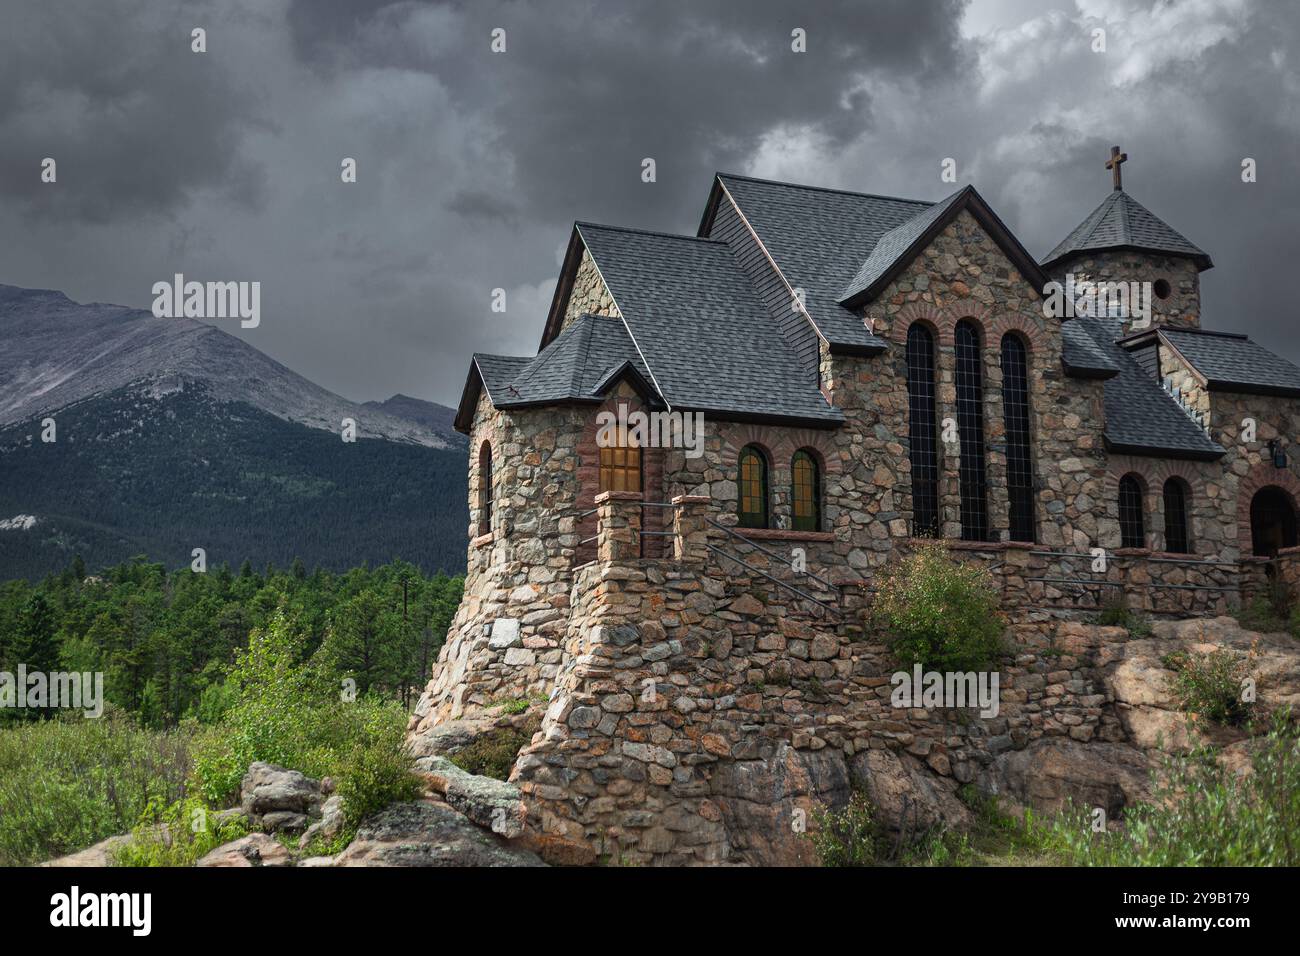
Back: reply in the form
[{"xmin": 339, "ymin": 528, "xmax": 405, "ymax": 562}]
[{"xmin": 2, "ymin": 0, "xmax": 1297, "ymax": 408}]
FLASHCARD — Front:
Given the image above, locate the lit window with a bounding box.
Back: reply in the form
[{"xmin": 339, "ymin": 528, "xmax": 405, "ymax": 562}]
[{"xmin": 791, "ymin": 450, "xmax": 820, "ymax": 532}]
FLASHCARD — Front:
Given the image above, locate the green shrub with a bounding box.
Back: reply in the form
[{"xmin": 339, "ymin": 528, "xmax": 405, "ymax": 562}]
[
  {"xmin": 1167, "ymin": 648, "xmax": 1255, "ymax": 726},
  {"xmin": 448, "ymin": 720, "xmax": 539, "ymax": 781},
  {"xmin": 1237, "ymin": 594, "xmax": 1289, "ymax": 634},
  {"xmin": 808, "ymin": 790, "xmax": 879, "ymax": 866},
  {"xmin": 1027, "ymin": 712, "xmax": 1300, "ymax": 866},
  {"xmin": 1095, "ymin": 599, "xmax": 1152, "ymax": 638},
  {"xmin": 0, "ymin": 713, "xmax": 193, "ymax": 866},
  {"xmin": 336, "ymin": 721, "xmax": 422, "ymax": 831},
  {"xmin": 190, "ymin": 610, "xmax": 412, "ymax": 805},
  {"xmin": 873, "ymin": 543, "xmax": 1006, "ymax": 670},
  {"xmin": 112, "ymin": 796, "xmax": 247, "ymax": 867}
]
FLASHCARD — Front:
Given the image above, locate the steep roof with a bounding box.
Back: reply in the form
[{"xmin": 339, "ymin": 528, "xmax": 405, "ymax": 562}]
[
  {"xmin": 1043, "ymin": 190, "xmax": 1212, "ymax": 271},
  {"xmin": 1141, "ymin": 327, "xmax": 1300, "ymax": 397},
  {"xmin": 575, "ymin": 221, "xmax": 842, "ymax": 424},
  {"xmin": 1070, "ymin": 317, "xmax": 1224, "ymax": 460},
  {"xmin": 1060, "ymin": 320, "xmax": 1121, "ymax": 378},
  {"xmin": 703, "ymin": 173, "xmax": 927, "ymax": 351}
]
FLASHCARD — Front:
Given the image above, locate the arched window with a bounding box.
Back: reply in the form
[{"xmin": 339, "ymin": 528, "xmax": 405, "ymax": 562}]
[
  {"xmin": 1118, "ymin": 474, "xmax": 1146, "ymax": 549},
  {"xmin": 905, "ymin": 323, "xmax": 940, "ymax": 537},
  {"xmin": 1000, "ymin": 333, "xmax": 1035, "ymax": 542},
  {"xmin": 1250, "ymin": 486, "xmax": 1298, "ymax": 557},
  {"xmin": 738, "ymin": 445, "xmax": 768, "ymax": 528},
  {"xmin": 791, "ymin": 450, "xmax": 821, "ymax": 532},
  {"xmin": 1163, "ymin": 478, "xmax": 1191, "ymax": 554},
  {"xmin": 599, "ymin": 444, "xmax": 642, "ymax": 493},
  {"xmin": 954, "ymin": 320, "xmax": 988, "ymax": 541},
  {"xmin": 478, "ymin": 441, "xmax": 493, "ymax": 536}
]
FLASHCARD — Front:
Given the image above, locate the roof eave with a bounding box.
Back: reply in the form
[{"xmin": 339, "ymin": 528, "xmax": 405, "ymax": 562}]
[
  {"xmin": 1104, "ymin": 437, "xmax": 1224, "ymax": 462},
  {"xmin": 1042, "ymin": 246, "xmax": 1213, "ymax": 274},
  {"xmin": 1061, "ymin": 359, "xmax": 1119, "ymax": 380},
  {"xmin": 453, "ymin": 362, "xmax": 485, "ymax": 434},
  {"xmin": 1205, "ymin": 381, "xmax": 1300, "ymax": 399}
]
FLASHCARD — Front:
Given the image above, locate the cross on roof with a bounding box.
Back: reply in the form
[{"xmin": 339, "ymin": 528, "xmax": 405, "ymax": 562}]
[{"xmin": 1106, "ymin": 144, "xmax": 1128, "ymax": 191}]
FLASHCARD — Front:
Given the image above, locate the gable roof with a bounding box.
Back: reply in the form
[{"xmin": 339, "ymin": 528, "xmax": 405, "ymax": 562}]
[
  {"xmin": 700, "ymin": 174, "xmax": 927, "ymax": 352},
  {"xmin": 1042, "ymin": 190, "xmax": 1212, "ymax": 271},
  {"xmin": 835, "ymin": 185, "xmax": 1049, "ymax": 308},
  {"xmin": 453, "ymin": 313, "xmax": 655, "ymax": 432},
  {"xmin": 574, "ymin": 221, "xmax": 842, "ymax": 424},
  {"xmin": 1069, "ymin": 317, "xmax": 1224, "ymax": 460},
  {"xmin": 1125, "ymin": 326, "xmax": 1300, "ymax": 397}
]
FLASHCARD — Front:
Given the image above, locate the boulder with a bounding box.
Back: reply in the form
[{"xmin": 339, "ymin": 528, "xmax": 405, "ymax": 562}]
[
  {"xmin": 414, "ymin": 756, "xmax": 527, "ymax": 838},
  {"xmin": 300, "ymin": 795, "xmax": 345, "ymax": 849},
  {"xmin": 195, "ymin": 833, "xmax": 292, "ymax": 867},
  {"xmin": 41, "ymin": 834, "xmax": 132, "ymax": 867},
  {"xmin": 988, "ymin": 739, "xmax": 1151, "ymax": 817},
  {"xmin": 240, "ymin": 762, "xmax": 323, "ymax": 832},
  {"xmin": 330, "ymin": 799, "xmax": 545, "ymax": 867},
  {"xmin": 849, "ymin": 748, "xmax": 975, "ymax": 835},
  {"xmin": 407, "ymin": 716, "xmax": 500, "ymax": 759}
]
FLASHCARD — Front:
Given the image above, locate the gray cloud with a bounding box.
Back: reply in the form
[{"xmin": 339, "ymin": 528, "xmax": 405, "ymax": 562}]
[{"xmin": 0, "ymin": 0, "xmax": 1297, "ymax": 408}]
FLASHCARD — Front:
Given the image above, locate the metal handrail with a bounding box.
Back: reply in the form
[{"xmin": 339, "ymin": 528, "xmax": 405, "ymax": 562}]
[
  {"xmin": 706, "ymin": 543, "xmax": 840, "ymax": 617},
  {"xmin": 704, "ymin": 518, "xmax": 841, "ymax": 596}
]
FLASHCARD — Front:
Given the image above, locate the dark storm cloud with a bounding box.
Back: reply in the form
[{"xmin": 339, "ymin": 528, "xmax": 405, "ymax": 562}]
[
  {"xmin": 2, "ymin": 0, "xmax": 1299, "ymax": 408},
  {"xmin": 0, "ymin": 0, "xmax": 267, "ymax": 223}
]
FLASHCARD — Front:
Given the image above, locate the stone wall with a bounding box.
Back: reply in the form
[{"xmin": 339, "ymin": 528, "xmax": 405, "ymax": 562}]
[{"xmin": 1048, "ymin": 250, "xmax": 1202, "ymax": 332}]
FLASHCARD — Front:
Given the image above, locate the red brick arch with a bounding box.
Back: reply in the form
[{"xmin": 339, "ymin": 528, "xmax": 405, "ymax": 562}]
[
  {"xmin": 1237, "ymin": 462, "xmax": 1300, "ymax": 555},
  {"xmin": 888, "ymin": 302, "xmax": 1049, "ymax": 355},
  {"xmin": 719, "ymin": 424, "xmax": 842, "ymax": 475}
]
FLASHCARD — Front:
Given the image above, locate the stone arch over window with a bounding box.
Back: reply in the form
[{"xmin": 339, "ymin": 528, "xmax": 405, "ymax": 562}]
[
  {"xmin": 477, "ymin": 440, "xmax": 493, "ymax": 536},
  {"xmin": 954, "ymin": 318, "xmax": 989, "ymax": 541},
  {"xmin": 1162, "ymin": 476, "xmax": 1192, "ymax": 554},
  {"xmin": 1117, "ymin": 472, "xmax": 1147, "ymax": 549},
  {"xmin": 791, "ymin": 449, "xmax": 821, "ymax": 532},
  {"xmin": 1000, "ymin": 331, "xmax": 1036, "ymax": 542},
  {"xmin": 905, "ymin": 321, "xmax": 940, "ymax": 537},
  {"xmin": 1237, "ymin": 463, "xmax": 1300, "ymax": 557},
  {"xmin": 738, "ymin": 444, "xmax": 769, "ymax": 528},
  {"xmin": 1249, "ymin": 486, "xmax": 1298, "ymax": 557}
]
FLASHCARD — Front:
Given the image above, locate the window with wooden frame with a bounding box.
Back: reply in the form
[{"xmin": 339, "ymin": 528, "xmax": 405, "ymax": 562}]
[
  {"xmin": 791, "ymin": 450, "xmax": 821, "ymax": 532},
  {"xmin": 1118, "ymin": 474, "xmax": 1146, "ymax": 549},
  {"xmin": 738, "ymin": 445, "xmax": 768, "ymax": 528},
  {"xmin": 1163, "ymin": 478, "xmax": 1191, "ymax": 554},
  {"xmin": 599, "ymin": 444, "xmax": 642, "ymax": 493}
]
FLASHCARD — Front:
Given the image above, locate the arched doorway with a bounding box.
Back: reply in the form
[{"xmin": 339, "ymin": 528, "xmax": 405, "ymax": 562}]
[{"xmin": 1250, "ymin": 486, "xmax": 1298, "ymax": 557}]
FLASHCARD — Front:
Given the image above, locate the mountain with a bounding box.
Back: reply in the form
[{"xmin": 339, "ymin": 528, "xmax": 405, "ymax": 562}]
[
  {"xmin": 363, "ymin": 394, "xmax": 462, "ymax": 445},
  {"xmin": 0, "ymin": 283, "xmax": 469, "ymax": 580}
]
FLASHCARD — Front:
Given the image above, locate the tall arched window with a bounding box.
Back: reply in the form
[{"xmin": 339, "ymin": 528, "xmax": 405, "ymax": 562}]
[
  {"xmin": 906, "ymin": 323, "xmax": 940, "ymax": 537},
  {"xmin": 791, "ymin": 450, "xmax": 821, "ymax": 532},
  {"xmin": 954, "ymin": 320, "xmax": 988, "ymax": 541},
  {"xmin": 599, "ymin": 444, "xmax": 642, "ymax": 492},
  {"xmin": 1118, "ymin": 474, "xmax": 1146, "ymax": 549},
  {"xmin": 478, "ymin": 441, "xmax": 493, "ymax": 536},
  {"xmin": 738, "ymin": 445, "xmax": 768, "ymax": 528},
  {"xmin": 1000, "ymin": 333, "xmax": 1035, "ymax": 542},
  {"xmin": 1163, "ymin": 478, "xmax": 1191, "ymax": 554}
]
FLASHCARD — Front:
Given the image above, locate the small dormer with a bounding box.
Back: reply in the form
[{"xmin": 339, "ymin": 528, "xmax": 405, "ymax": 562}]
[{"xmin": 1042, "ymin": 146, "xmax": 1212, "ymax": 335}]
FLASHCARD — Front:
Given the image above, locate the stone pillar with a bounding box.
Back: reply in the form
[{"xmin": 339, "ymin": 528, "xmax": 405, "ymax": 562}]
[
  {"xmin": 596, "ymin": 490, "xmax": 642, "ymax": 562},
  {"xmin": 671, "ymin": 495, "xmax": 711, "ymax": 563}
]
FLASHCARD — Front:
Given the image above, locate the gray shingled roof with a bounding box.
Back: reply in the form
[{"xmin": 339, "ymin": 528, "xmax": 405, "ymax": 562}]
[
  {"xmin": 714, "ymin": 174, "xmax": 927, "ymax": 350},
  {"xmin": 1043, "ymin": 190, "xmax": 1211, "ymax": 269},
  {"xmin": 838, "ymin": 187, "xmax": 967, "ymax": 303},
  {"xmin": 473, "ymin": 313, "xmax": 652, "ymax": 407},
  {"xmin": 1159, "ymin": 327, "xmax": 1300, "ymax": 396},
  {"xmin": 577, "ymin": 221, "xmax": 842, "ymax": 424},
  {"xmin": 1061, "ymin": 320, "xmax": 1120, "ymax": 378},
  {"xmin": 1071, "ymin": 317, "xmax": 1224, "ymax": 459}
]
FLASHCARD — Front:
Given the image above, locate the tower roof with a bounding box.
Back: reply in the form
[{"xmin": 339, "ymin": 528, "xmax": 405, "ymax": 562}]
[{"xmin": 1042, "ymin": 189, "xmax": 1212, "ymax": 271}]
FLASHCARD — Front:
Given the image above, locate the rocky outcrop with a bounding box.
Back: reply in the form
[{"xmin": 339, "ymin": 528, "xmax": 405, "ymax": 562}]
[
  {"xmin": 299, "ymin": 795, "xmax": 344, "ymax": 849},
  {"xmin": 415, "ymin": 756, "xmax": 527, "ymax": 838},
  {"xmin": 989, "ymin": 739, "xmax": 1151, "ymax": 817},
  {"xmin": 330, "ymin": 799, "xmax": 545, "ymax": 867},
  {"xmin": 240, "ymin": 762, "xmax": 324, "ymax": 833},
  {"xmin": 41, "ymin": 835, "xmax": 132, "ymax": 867},
  {"xmin": 196, "ymin": 833, "xmax": 293, "ymax": 868}
]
